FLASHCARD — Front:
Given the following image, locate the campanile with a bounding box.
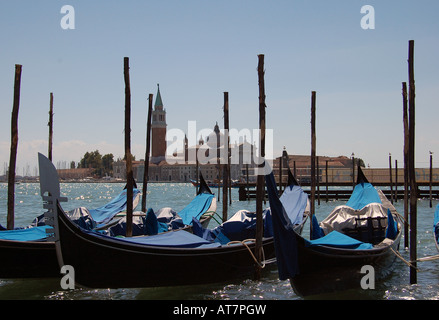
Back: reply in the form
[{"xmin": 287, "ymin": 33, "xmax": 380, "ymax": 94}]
[{"xmin": 151, "ymin": 84, "xmax": 167, "ymax": 164}]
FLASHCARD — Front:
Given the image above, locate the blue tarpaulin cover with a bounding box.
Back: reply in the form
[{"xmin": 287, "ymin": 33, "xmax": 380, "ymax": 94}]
[
  {"xmin": 177, "ymin": 193, "xmax": 214, "ymax": 226},
  {"xmin": 311, "ymin": 215, "xmax": 325, "ymax": 240},
  {"xmin": 88, "ymin": 188, "xmax": 141, "ymax": 224},
  {"xmin": 265, "ymin": 172, "xmax": 302, "ymax": 280},
  {"xmin": 346, "ymin": 182, "xmax": 381, "ymax": 210},
  {"xmin": 107, "ymin": 208, "xmax": 169, "ymax": 237},
  {"xmin": 0, "ymin": 187, "xmax": 140, "ymax": 241},
  {"xmin": 279, "ymin": 184, "xmax": 308, "ymax": 226},
  {"xmin": 0, "ymin": 225, "xmax": 51, "ymax": 241},
  {"xmin": 90, "ymin": 229, "xmax": 221, "ymax": 248},
  {"xmin": 305, "ymin": 230, "xmax": 373, "ymax": 250},
  {"xmin": 107, "ymin": 192, "xmax": 213, "ymax": 237},
  {"xmin": 192, "ymin": 209, "xmax": 272, "ymax": 245},
  {"xmin": 385, "ymin": 208, "xmax": 398, "ymax": 240}
]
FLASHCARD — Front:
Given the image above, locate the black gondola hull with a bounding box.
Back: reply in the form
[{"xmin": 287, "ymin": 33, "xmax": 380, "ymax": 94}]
[
  {"xmin": 290, "ymin": 232, "xmax": 401, "ymax": 297},
  {"xmin": 0, "ymin": 240, "xmax": 58, "ymax": 278},
  {"xmin": 56, "ymin": 202, "xmax": 276, "ymax": 289}
]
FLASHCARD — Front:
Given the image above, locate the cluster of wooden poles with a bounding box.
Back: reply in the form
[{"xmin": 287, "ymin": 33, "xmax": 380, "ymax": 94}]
[
  {"xmin": 5, "ymin": 40, "xmax": 420, "ymax": 284},
  {"xmin": 308, "ymin": 40, "xmax": 419, "ymax": 284}
]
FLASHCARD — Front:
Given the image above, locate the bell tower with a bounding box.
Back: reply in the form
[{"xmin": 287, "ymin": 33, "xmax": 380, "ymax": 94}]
[{"xmin": 151, "ymin": 84, "xmax": 167, "ymax": 164}]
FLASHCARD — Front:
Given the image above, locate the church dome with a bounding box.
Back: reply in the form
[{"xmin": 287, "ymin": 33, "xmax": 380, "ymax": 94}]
[{"xmin": 206, "ymin": 122, "xmax": 224, "ymax": 149}]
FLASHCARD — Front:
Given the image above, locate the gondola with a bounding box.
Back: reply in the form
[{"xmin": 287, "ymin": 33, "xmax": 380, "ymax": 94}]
[
  {"xmin": 0, "ymin": 156, "xmax": 213, "ymax": 279},
  {"xmin": 105, "ymin": 173, "xmax": 216, "ymax": 237},
  {"xmin": 39, "ymin": 153, "xmax": 309, "ymax": 289},
  {"xmin": 0, "ymin": 179, "xmax": 141, "ymax": 278},
  {"xmin": 266, "ymin": 166, "xmax": 403, "ymax": 297}
]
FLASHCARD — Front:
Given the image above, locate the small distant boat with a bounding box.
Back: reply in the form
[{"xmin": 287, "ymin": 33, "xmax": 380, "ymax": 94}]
[{"xmin": 266, "ymin": 166, "xmax": 403, "ymax": 297}]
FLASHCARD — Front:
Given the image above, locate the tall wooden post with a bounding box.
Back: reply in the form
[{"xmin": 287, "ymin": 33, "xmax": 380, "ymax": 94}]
[
  {"xmin": 246, "ymin": 164, "xmax": 249, "ymax": 200},
  {"xmin": 352, "ymin": 154, "xmax": 355, "ymax": 190},
  {"xmin": 7, "ymin": 64, "xmax": 22, "ymax": 230},
  {"xmin": 141, "ymin": 94, "xmax": 153, "ymax": 212},
  {"xmin": 325, "ymin": 160, "xmax": 329, "ymax": 202},
  {"xmin": 217, "ymin": 165, "xmax": 221, "ymax": 202},
  {"xmin": 48, "ymin": 92, "xmax": 54, "ymax": 161},
  {"xmin": 430, "ymin": 152, "xmax": 433, "ymax": 208},
  {"xmin": 310, "ymin": 91, "xmax": 316, "ymax": 237},
  {"xmin": 408, "ymin": 40, "xmax": 417, "ymax": 284},
  {"xmin": 316, "ymin": 156, "xmax": 320, "ymax": 205},
  {"xmin": 124, "ymin": 57, "xmax": 133, "ymax": 237},
  {"xmin": 222, "ymin": 92, "xmax": 229, "ymax": 222},
  {"xmin": 395, "ymin": 159, "xmax": 398, "ymax": 202},
  {"xmin": 279, "ymin": 156, "xmax": 283, "ymax": 193},
  {"xmin": 255, "ymin": 54, "xmax": 266, "ymax": 279},
  {"xmin": 293, "ymin": 161, "xmax": 296, "ymax": 178},
  {"xmin": 196, "ymin": 157, "xmax": 199, "ymax": 195},
  {"xmin": 402, "ymin": 81, "xmax": 409, "ymax": 249},
  {"xmin": 389, "ymin": 153, "xmax": 394, "ymax": 204}
]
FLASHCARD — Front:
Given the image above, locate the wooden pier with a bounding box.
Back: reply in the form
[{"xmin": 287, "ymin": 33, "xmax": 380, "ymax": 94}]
[{"xmin": 238, "ymin": 182, "xmax": 439, "ymax": 201}]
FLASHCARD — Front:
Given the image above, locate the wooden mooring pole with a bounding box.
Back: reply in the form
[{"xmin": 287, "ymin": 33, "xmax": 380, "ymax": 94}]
[
  {"xmin": 389, "ymin": 153, "xmax": 394, "ymax": 204},
  {"xmin": 124, "ymin": 57, "xmax": 133, "ymax": 237},
  {"xmin": 196, "ymin": 157, "xmax": 199, "ymax": 195},
  {"xmin": 222, "ymin": 92, "xmax": 229, "ymax": 222},
  {"xmin": 279, "ymin": 156, "xmax": 283, "ymax": 193},
  {"xmin": 402, "ymin": 81, "xmax": 409, "ymax": 249},
  {"xmin": 141, "ymin": 94, "xmax": 153, "ymax": 212},
  {"xmin": 408, "ymin": 40, "xmax": 417, "ymax": 284},
  {"xmin": 310, "ymin": 91, "xmax": 316, "ymax": 237},
  {"xmin": 325, "ymin": 160, "xmax": 329, "ymax": 202},
  {"xmin": 48, "ymin": 92, "xmax": 54, "ymax": 161},
  {"xmin": 430, "ymin": 152, "xmax": 433, "ymax": 208},
  {"xmin": 395, "ymin": 159, "xmax": 398, "ymax": 203},
  {"xmin": 255, "ymin": 54, "xmax": 266, "ymax": 279},
  {"xmin": 7, "ymin": 64, "xmax": 22, "ymax": 230}
]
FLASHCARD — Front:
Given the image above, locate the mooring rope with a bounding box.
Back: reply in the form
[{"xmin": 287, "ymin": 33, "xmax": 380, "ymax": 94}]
[
  {"xmin": 227, "ymin": 239, "xmax": 266, "ymax": 268},
  {"xmin": 416, "ymin": 254, "xmax": 439, "ymax": 262},
  {"xmin": 201, "ymin": 211, "xmax": 223, "ymax": 225},
  {"xmin": 390, "ymin": 247, "xmax": 419, "ymax": 271}
]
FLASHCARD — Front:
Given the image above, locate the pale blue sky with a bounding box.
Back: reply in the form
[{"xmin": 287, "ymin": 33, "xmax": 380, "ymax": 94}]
[{"xmin": 1, "ymin": 1, "xmax": 438, "ymax": 175}]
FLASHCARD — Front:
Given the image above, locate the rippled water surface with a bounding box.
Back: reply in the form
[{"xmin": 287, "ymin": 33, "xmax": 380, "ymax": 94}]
[{"xmin": 1, "ymin": 182, "xmax": 438, "ymax": 300}]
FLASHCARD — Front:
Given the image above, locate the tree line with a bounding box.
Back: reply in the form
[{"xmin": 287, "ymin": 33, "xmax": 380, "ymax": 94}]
[{"xmin": 76, "ymin": 150, "xmax": 114, "ymax": 178}]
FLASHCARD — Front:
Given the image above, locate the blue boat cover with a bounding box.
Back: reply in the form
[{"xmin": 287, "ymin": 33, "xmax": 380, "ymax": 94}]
[
  {"xmin": 156, "ymin": 208, "xmax": 185, "ymax": 230},
  {"xmin": 192, "ymin": 209, "xmax": 273, "ymax": 245},
  {"xmin": 107, "ymin": 208, "xmax": 169, "ymax": 237},
  {"xmin": 192, "ymin": 217, "xmax": 217, "ymax": 242},
  {"xmin": 346, "ymin": 182, "xmax": 382, "ymax": 210},
  {"xmin": 177, "ymin": 193, "xmax": 214, "ymax": 226},
  {"xmin": 385, "ymin": 208, "xmax": 398, "ymax": 240},
  {"xmin": 311, "ymin": 215, "xmax": 325, "ymax": 240},
  {"xmin": 0, "ymin": 187, "xmax": 141, "ymax": 242},
  {"xmin": 279, "ymin": 184, "xmax": 308, "ymax": 226},
  {"xmin": 305, "ymin": 230, "xmax": 373, "ymax": 250},
  {"xmin": 265, "ymin": 172, "xmax": 300, "ymax": 280},
  {"xmin": 88, "ymin": 188, "xmax": 141, "ymax": 224},
  {"xmin": 106, "ymin": 192, "xmax": 212, "ymax": 237},
  {"xmin": 91, "ymin": 229, "xmax": 221, "ymax": 249},
  {"xmin": 0, "ymin": 225, "xmax": 51, "ymax": 241}
]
